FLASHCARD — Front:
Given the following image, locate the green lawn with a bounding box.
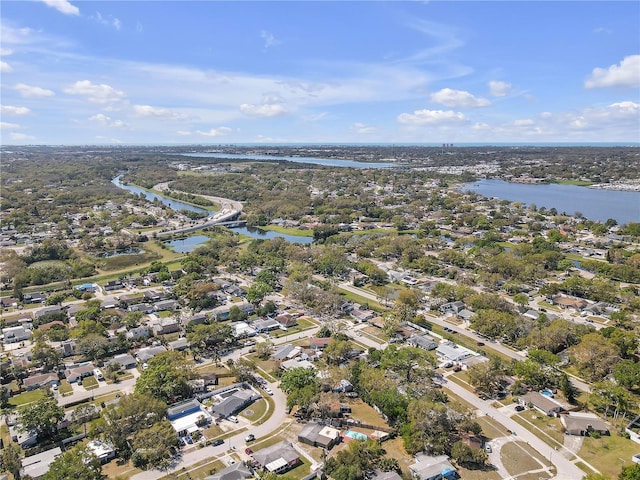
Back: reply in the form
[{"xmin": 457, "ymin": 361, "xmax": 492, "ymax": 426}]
[
  {"xmin": 262, "ymin": 225, "xmax": 313, "ymax": 237},
  {"xmin": 82, "ymin": 376, "xmax": 99, "ymax": 389},
  {"xmin": 8, "ymin": 388, "xmax": 46, "ymax": 406},
  {"xmin": 59, "ymin": 380, "xmax": 73, "ymax": 395},
  {"xmin": 578, "ymin": 432, "xmax": 639, "ymax": 479},
  {"xmin": 501, "ymin": 441, "xmax": 553, "ymax": 477},
  {"xmin": 239, "ymin": 397, "xmax": 268, "ymax": 422},
  {"xmin": 512, "ymin": 409, "xmax": 565, "ymax": 446}
]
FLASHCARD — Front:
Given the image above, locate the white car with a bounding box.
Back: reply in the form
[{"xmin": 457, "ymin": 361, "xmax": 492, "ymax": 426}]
[
  {"xmin": 264, "ymin": 387, "xmax": 273, "ymax": 395},
  {"xmin": 228, "ymin": 415, "xmax": 238, "ymax": 423}
]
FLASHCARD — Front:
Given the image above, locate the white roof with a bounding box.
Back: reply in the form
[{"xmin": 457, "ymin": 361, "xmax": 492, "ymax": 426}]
[
  {"xmin": 170, "ymin": 410, "xmax": 211, "ymax": 434},
  {"xmin": 265, "ymin": 458, "xmax": 288, "ymax": 472}
]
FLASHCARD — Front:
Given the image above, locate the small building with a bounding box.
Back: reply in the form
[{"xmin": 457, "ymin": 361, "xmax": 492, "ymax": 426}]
[
  {"xmin": 519, "ymin": 391, "xmax": 564, "ymax": 416},
  {"xmin": 276, "ymin": 313, "xmax": 298, "ymax": 328},
  {"xmin": 21, "ymin": 447, "xmax": 62, "ymax": 479},
  {"xmin": 168, "ymin": 338, "xmax": 189, "ymax": 351},
  {"xmin": 103, "ymin": 280, "xmax": 124, "ymax": 291},
  {"xmin": 409, "ymin": 453, "xmax": 457, "ymax": 480},
  {"xmin": 407, "ymin": 334, "xmax": 438, "ymax": 351},
  {"xmin": 309, "ymin": 338, "xmax": 331, "ymax": 350},
  {"xmin": 135, "ymin": 345, "xmax": 167, "ymax": 363},
  {"xmin": 107, "ymin": 353, "xmax": 137, "ymax": 370},
  {"xmin": 129, "ymin": 303, "xmax": 154, "ymax": 314},
  {"xmin": 561, "ymin": 412, "xmax": 610, "ymax": 437},
  {"xmin": 65, "ymin": 363, "xmax": 96, "ymax": 383},
  {"xmin": 153, "ymin": 318, "xmax": 181, "ymax": 335},
  {"xmin": 33, "ymin": 305, "xmax": 65, "ymax": 321},
  {"xmin": 440, "ymin": 301, "xmax": 465, "ymax": 314},
  {"xmin": 2, "ymin": 325, "xmax": 31, "ymax": 344},
  {"xmin": 211, "ymin": 388, "xmax": 258, "ymax": 418},
  {"xmin": 252, "ymin": 441, "xmax": 301, "ymax": 473},
  {"xmin": 87, "ymin": 439, "xmax": 116, "ymax": 463},
  {"xmin": 436, "ymin": 341, "xmax": 473, "ymax": 363},
  {"xmin": 127, "ymin": 325, "xmax": 152, "ymax": 340},
  {"xmin": 254, "ymin": 318, "xmax": 281, "ymax": 333},
  {"xmin": 204, "ymin": 462, "xmax": 253, "ymax": 480},
  {"xmin": 281, "ymin": 358, "xmax": 316, "ymax": 371},
  {"xmin": 23, "ymin": 372, "xmax": 59, "ymax": 391},
  {"xmin": 154, "ymin": 299, "xmax": 179, "ymax": 312},
  {"xmin": 271, "ymin": 344, "xmax": 300, "ymax": 361},
  {"xmin": 184, "ymin": 313, "xmax": 208, "ymax": 327},
  {"xmin": 298, "ymin": 422, "xmax": 342, "ymax": 450},
  {"xmin": 351, "ymin": 308, "xmax": 375, "ymax": 323},
  {"xmin": 167, "ymin": 399, "xmax": 212, "ymax": 436}
]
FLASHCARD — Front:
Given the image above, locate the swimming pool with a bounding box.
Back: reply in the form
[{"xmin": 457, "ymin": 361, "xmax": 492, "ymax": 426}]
[
  {"xmin": 540, "ymin": 388, "xmax": 554, "ymax": 397},
  {"xmin": 344, "ymin": 430, "xmax": 368, "ymax": 441}
]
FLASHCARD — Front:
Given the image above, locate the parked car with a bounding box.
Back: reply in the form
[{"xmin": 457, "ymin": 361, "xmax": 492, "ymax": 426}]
[
  {"xmin": 515, "ymin": 405, "xmax": 525, "ymax": 412},
  {"xmin": 245, "ymin": 434, "xmax": 255, "ymax": 442},
  {"xmin": 211, "ymin": 439, "xmax": 224, "ymax": 446},
  {"xmin": 264, "ymin": 387, "xmax": 273, "ymax": 395},
  {"xmin": 485, "ymin": 444, "xmax": 492, "ymax": 453},
  {"xmin": 453, "ymin": 365, "xmax": 462, "ymax": 372},
  {"xmin": 228, "ymin": 416, "xmax": 238, "ymax": 423}
]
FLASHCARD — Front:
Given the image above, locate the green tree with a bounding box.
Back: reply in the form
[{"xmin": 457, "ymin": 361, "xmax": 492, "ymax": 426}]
[
  {"xmin": 619, "ymin": 464, "xmax": 640, "ymax": 480},
  {"xmin": 323, "ymin": 339, "xmax": 353, "ymax": 366},
  {"xmin": 0, "ymin": 442, "xmax": 23, "ymax": 480},
  {"xmin": 134, "ymin": 351, "xmax": 194, "ymax": 403},
  {"xmin": 42, "ymin": 445, "xmax": 102, "ymax": 480},
  {"xmin": 30, "ymin": 341, "xmax": 61, "ymax": 371},
  {"xmin": 569, "ymin": 333, "xmax": 620, "ymax": 381},
  {"xmin": 380, "ymin": 345, "xmax": 435, "ymax": 384},
  {"xmin": 18, "ymin": 395, "xmax": 65, "ymax": 439},
  {"xmin": 131, "ymin": 420, "xmax": 180, "ymax": 471}
]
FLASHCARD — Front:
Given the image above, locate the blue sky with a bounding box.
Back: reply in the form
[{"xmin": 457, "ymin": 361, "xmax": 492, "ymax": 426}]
[{"xmin": 1, "ymin": 1, "xmax": 638, "ymax": 145}]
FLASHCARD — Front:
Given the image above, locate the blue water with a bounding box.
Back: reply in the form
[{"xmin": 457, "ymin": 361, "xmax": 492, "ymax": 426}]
[
  {"xmin": 344, "ymin": 430, "xmax": 369, "ymax": 440},
  {"xmin": 112, "ymin": 176, "xmax": 214, "ymax": 216},
  {"xmin": 165, "ymin": 235, "xmax": 210, "ymax": 253},
  {"xmin": 464, "ymin": 179, "xmax": 639, "ymax": 225},
  {"xmin": 179, "ymin": 152, "xmax": 394, "ymax": 169},
  {"xmin": 229, "ymin": 226, "xmax": 313, "ymax": 244}
]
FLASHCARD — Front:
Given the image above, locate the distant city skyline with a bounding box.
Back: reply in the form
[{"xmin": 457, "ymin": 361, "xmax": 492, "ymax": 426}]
[{"xmin": 1, "ymin": 1, "xmax": 638, "ymax": 145}]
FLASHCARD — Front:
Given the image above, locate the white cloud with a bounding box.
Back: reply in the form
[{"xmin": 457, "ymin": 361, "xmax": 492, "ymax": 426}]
[
  {"xmin": 351, "ymin": 122, "xmax": 377, "ymax": 134},
  {"xmin": 14, "ymin": 83, "xmax": 55, "ymax": 98},
  {"xmin": 196, "ymin": 127, "xmax": 232, "ymax": 137},
  {"xmin": 513, "ymin": 119, "xmax": 535, "ymax": 126},
  {"xmin": 1, "ymin": 61, "xmax": 12, "ymax": 73},
  {"xmin": 88, "ymin": 114, "xmax": 126, "ymax": 128},
  {"xmin": 133, "ymin": 105, "xmax": 189, "ymax": 120},
  {"xmin": 0, "ymin": 122, "xmax": 21, "ymax": 130},
  {"xmin": 176, "ymin": 130, "xmax": 192, "ymax": 136},
  {"xmin": 1, "ymin": 106, "xmax": 31, "ymax": 116},
  {"xmin": 397, "ymin": 109, "xmax": 466, "ymax": 125},
  {"xmin": 472, "ymin": 122, "xmax": 490, "ymax": 130},
  {"xmin": 240, "ymin": 103, "xmax": 288, "ymax": 117},
  {"xmin": 0, "ymin": 48, "xmax": 14, "ymax": 56},
  {"xmin": 261, "ymin": 30, "xmax": 281, "ymax": 49},
  {"xmin": 9, "ymin": 132, "xmax": 36, "ymax": 141},
  {"xmin": 430, "ymin": 88, "xmax": 490, "ymax": 108},
  {"xmin": 488, "ymin": 80, "xmax": 512, "ymax": 97},
  {"xmin": 593, "ymin": 27, "xmax": 612, "ymax": 34},
  {"xmin": 39, "ymin": 0, "xmax": 79, "ymax": 16},
  {"xmin": 585, "ymin": 55, "xmax": 640, "ymax": 89},
  {"xmin": 64, "ymin": 80, "xmax": 126, "ymax": 104},
  {"xmin": 90, "ymin": 12, "xmax": 122, "ymax": 30}
]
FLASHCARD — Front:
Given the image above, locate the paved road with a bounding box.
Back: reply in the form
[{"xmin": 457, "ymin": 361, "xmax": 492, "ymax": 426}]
[{"xmin": 440, "ymin": 379, "xmax": 589, "ymax": 480}]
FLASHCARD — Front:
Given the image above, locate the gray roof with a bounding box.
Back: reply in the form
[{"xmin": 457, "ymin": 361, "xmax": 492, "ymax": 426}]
[
  {"xmin": 561, "ymin": 413, "xmax": 609, "ymax": 434},
  {"xmin": 204, "ymin": 462, "xmax": 253, "ymax": 480},
  {"xmin": 21, "ymin": 447, "xmax": 62, "ymax": 479},
  {"xmin": 253, "ymin": 441, "xmax": 299, "ymax": 469},
  {"xmin": 167, "ymin": 399, "xmax": 202, "ymax": 419},
  {"xmin": 211, "ymin": 389, "xmax": 256, "ymax": 417},
  {"xmin": 271, "ymin": 344, "xmax": 298, "ymax": 360},
  {"xmin": 408, "ymin": 334, "xmax": 437, "ymax": 350}
]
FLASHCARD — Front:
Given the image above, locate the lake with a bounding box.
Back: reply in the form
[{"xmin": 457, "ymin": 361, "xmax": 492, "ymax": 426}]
[
  {"xmin": 164, "ymin": 235, "xmax": 211, "ymax": 253},
  {"xmin": 230, "ymin": 226, "xmax": 314, "ymax": 244},
  {"xmin": 179, "ymin": 152, "xmax": 394, "ymax": 168},
  {"xmin": 463, "ymin": 179, "xmax": 639, "ymax": 225},
  {"xmin": 112, "ymin": 175, "xmax": 214, "ymax": 216}
]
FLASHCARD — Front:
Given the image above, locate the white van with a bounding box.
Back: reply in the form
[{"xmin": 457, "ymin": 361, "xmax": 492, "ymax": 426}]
[{"xmin": 93, "ymin": 368, "xmax": 104, "ymax": 381}]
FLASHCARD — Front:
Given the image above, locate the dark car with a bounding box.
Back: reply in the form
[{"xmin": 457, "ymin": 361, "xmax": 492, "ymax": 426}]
[
  {"xmin": 515, "ymin": 405, "xmax": 525, "ymax": 412},
  {"xmin": 211, "ymin": 439, "xmax": 224, "ymax": 446},
  {"xmin": 476, "ymin": 341, "xmax": 485, "ymax": 346}
]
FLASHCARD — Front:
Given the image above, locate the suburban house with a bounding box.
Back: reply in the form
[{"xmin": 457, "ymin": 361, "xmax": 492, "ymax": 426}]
[
  {"xmin": 407, "ymin": 334, "xmax": 438, "ymax": 351},
  {"xmin": 126, "ymin": 325, "xmax": 152, "ymax": 340},
  {"xmin": 551, "ymin": 296, "xmax": 588, "ymax": 311},
  {"xmin": 20, "ymin": 447, "xmax": 62, "ymax": 479},
  {"xmin": 135, "ymin": 345, "xmax": 167, "ymax": 364},
  {"xmin": 107, "ymin": 353, "xmax": 137, "ymax": 370},
  {"xmin": 87, "ymin": 439, "xmax": 116, "ymax": 463},
  {"xmin": 153, "ymin": 318, "xmax": 181, "ymax": 336},
  {"xmin": 276, "ymin": 313, "xmax": 298, "ymax": 328},
  {"xmin": 440, "ymin": 301, "xmax": 465, "ymax": 315},
  {"xmin": 129, "ymin": 303, "xmax": 154, "ymax": 314},
  {"xmin": 519, "ymin": 391, "xmax": 565, "ymax": 416},
  {"xmin": 168, "ymin": 338, "xmax": 189, "ymax": 351},
  {"xmin": 298, "ymin": 421, "xmax": 342, "ymax": 449},
  {"xmin": 309, "ymin": 338, "xmax": 332, "ymax": 350},
  {"xmin": 254, "ymin": 318, "xmax": 281, "ymax": 333},
  {"xmin": 211, "ymin": 388, "xmax": 258, "ymax": 418},
  {"xmin": 252, "ymin": 441, "xmax": 301, "ymax": 474},
  {"xmin": 154, "ymin": 299, "xmax": 179, "ymax": 312},
  {"xmin": 409, "ymin": 453, "xmax": 457, "ymax": 480},
  {"xmin": 23, "ymin": 372, "xmax": 59, "ymax": 391},
  {"xmin": 65, "ymin": 363, "xmax": 96, "ymax": 383},
  {"xmin": 167, "ymin": 399, "xmax": 212, "ymax": 436},
  {"xmin": 204, "ymin": 462, "xmax": 253, "ymax": 480},
  {"xmin": 2, "ymin": 325, "xmax": 31, "ymax": 344},
  {"xmin": 33, "ymin": 305, "xmax": 65, "ymax": 321},
  {"xmin": 561, "ymin": 412, "xmax": 610, "ymax": 437},
  {"xmin": 271, "ymin": 344, "xmax": 300, "ymax": 361},
  {"xmin": 351, "ymin": 308, "xmax": 375, "ymax": 323},
  {"xmin": 436, "ymin": 341, "xmax": 473, "ymax": 363}
]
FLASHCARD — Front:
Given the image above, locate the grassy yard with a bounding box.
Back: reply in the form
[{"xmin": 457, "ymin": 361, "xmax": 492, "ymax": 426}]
[
  {"xmin": 455, "ymin": 465, "xmax": 502, "ymax": 480},
  {"xmin": 82, "ymin": 376, "xmax": 99, "ymax": 390},
  {"xmin": 8, "ymin": 388, "xmax": 46, "ymax": 406},
  {"xmin": 348, "ymin": 399, "xmax": 389, "ymax": 428},
  {"xmin": 579, "ymin": 432, "xmax": 639, "ymax": 479},
  {"xmin": 239, "ymin": 397, "xmax": 268, "ymax": 422},
  {"xmin": 160, "ymin": 459, "xmax": 225, "ymax": 480},
  {"xmin": 269, "ymin": 317, "xmax": 317, "ymax": 339},
  {"xmin": 337, "ymin": 289, "xmax": 386, "ymax": 313},
  {"xmin": 512, "ymin": 409, "xmax": 565, "ymax": 446},
  {"xmin": 502, "ymin": 441, "xmax": 553, "ymax": 478},
  {"xmin": 476, "ymin": 416, "xmax": 511, "ymax": 440},
  {"xmin": 102, "ymin": 458, "xmax": 141, "ymax": 479},
  {"xmin": 381, "ymin": 436, "xmax": 415, "ymax": 475},
  {"xmin": 262, "ymin": 225, "xmax": 313, "ymax": 237},
  {"xmin": 59, "ymin": 379, "xmax": 73, "ymax": 395}
]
